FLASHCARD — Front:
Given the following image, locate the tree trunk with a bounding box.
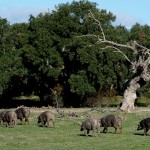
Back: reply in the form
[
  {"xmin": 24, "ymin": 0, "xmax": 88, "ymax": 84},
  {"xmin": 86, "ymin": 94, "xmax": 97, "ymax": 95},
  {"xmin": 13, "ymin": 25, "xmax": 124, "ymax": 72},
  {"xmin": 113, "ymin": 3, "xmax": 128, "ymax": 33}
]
[
  {"xmin": 80, "ymin": 10, "xmax": 150, "ymax": 112},
  {"xmin": 120, "ymin": 76, "xmax": 141, "ymax": 112}
]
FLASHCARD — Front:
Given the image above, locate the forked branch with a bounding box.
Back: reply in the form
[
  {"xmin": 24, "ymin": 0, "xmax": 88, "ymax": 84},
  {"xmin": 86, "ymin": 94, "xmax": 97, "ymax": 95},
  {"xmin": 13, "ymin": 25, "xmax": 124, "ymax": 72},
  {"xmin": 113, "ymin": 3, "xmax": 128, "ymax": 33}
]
[{"xmin": 81, "ymin": 10, "xmax": 150, "ymax": 81}]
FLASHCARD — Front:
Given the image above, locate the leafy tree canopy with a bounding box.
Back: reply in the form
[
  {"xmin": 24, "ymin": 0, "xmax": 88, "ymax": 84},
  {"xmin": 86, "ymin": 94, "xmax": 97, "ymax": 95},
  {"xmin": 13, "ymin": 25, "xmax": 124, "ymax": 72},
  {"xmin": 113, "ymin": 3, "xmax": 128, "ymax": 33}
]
[{"xmin": 0, "ymin": 0, "xmax": 150, "ymax": 107}]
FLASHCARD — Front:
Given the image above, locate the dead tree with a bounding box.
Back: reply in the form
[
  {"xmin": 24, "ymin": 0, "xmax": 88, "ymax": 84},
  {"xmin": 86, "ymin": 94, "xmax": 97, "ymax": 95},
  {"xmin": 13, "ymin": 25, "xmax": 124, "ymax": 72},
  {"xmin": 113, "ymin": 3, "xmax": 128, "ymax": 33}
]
[
  {"xmin": 79, "ymin": 10, "xmax": 150, "ymax": 112},
  {"xmin": 50, "ymin": 84, "xmax": 64, "ymax": 108},
  {"xmin": 50, "ymin": 88, "xmax": 59, "ymax": 108}
]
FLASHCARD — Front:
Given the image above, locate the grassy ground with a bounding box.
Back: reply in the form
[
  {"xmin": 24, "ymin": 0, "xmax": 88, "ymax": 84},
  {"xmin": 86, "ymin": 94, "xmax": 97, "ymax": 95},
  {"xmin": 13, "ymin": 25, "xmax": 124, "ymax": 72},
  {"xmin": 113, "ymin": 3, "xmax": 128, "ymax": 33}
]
[{"xmin": 0, "ymin": 107, "xmax": 150, "ymax": 150}]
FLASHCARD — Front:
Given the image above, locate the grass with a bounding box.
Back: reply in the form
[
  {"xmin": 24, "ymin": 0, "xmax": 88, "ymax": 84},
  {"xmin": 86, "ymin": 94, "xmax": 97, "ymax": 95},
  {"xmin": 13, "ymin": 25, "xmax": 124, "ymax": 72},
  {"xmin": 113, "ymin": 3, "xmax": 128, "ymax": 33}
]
[
  {"xmin": 0, "ymin": 107, "xmax": 150, "ymax": 150},
  {"xmin": 136, "ymin": 97, "xmax": 150, "ymax": 107}
]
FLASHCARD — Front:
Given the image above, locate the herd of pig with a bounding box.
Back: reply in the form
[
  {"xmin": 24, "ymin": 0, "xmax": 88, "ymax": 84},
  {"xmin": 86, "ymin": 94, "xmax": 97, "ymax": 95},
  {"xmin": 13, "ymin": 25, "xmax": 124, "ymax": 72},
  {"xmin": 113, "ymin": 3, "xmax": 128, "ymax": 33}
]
[
  {"xmin": 0, "ymin": 108, "xmax": 55, "ymax": 128},
  {"xmin": 0, "ymin": 107, "xmax": 150, "ymax": 136},
  {"xmin": 81, "ymin": 115, "xmax": 150, "ymax": 136}
]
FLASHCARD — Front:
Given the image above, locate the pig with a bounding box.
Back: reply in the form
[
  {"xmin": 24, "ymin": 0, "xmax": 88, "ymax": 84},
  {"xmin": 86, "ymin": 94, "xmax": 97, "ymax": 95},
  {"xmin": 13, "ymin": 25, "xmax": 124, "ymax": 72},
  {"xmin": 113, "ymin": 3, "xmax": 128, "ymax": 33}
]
[
  {"xmin": 37, "ymin": 111, "xmax": 55, "ymax": 127},
  {"xmin": 101, "ymin": 114, "xmax": 122, "ymax": 134},
  {"xmin": 15, "ymin": 107, "xmax": 30, "ymax": 125},
  {"xmin": 0, "ymin": 111, "xmax": 6, "ymax": 125},
  {"xmin": 3, "ymin": 111, "xmax": 17, "ymax": 127},
  {"xmin": 137, "ymin": 117, "xmax": 150, "ymax": 136},
  {"xmin": 80, "ymin": 118, "xmax": 100, "ymax": 136}
]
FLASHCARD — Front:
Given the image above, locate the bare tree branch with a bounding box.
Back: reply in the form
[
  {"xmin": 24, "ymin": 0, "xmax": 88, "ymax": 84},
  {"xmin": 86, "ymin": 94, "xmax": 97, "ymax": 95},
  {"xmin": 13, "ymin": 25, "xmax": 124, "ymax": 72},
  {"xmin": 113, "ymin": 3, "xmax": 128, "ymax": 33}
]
[
  {"xmin": 79, "ymin": 10, "xmax": 150, "ymax": 112},
  {"xmin": 101, "ymin": 45, "xmax": 133, "ymax": 64},
  {"xmin": 82, "ymin": 11, "xmax": 150, "ymax": 79},
  {"xmin": 88, "ymin": 10, "xmax": 106, "ymax": 41}
]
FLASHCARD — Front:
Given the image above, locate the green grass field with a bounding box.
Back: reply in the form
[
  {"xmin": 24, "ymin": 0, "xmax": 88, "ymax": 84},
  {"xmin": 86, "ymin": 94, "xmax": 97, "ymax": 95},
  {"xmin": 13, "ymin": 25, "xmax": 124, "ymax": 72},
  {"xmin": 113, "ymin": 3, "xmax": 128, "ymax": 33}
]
[{"xmin": 0, "ymin": 107, "xmax": 149, "ymax": 150}]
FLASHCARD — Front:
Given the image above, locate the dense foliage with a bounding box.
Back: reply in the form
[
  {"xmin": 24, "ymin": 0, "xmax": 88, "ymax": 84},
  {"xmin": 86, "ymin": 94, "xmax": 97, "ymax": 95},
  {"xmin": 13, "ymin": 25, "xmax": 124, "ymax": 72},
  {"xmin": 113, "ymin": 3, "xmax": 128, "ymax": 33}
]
[{"xmin": 0, "ymin": 0, "xmax": 150, "ymax": 107}]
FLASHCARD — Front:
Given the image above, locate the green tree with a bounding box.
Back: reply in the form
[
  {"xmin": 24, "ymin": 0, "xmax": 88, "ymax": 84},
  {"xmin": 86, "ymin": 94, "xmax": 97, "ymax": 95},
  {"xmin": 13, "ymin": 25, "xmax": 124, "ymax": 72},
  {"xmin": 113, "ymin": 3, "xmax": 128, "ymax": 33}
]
[
  {"xmin": 19, "ymin": 0, "xmax": 131, "ymax": 106},
  {"xmin": 129, "ymin": 23, "xmax": 150, "ymax": 98},
  {"xmin": 78, "ymin": 10, "xmax": 150, "ymax": 112},
  {"xmin": 129, "ymin": 23, "xmax": 150, "ymax": 48},
  {"xmin": 2, "ymin": 0, "xmax": 147, "ymax": 108},
  {"xmin": 0, "ymin": 19, "xmax": 28, "ymax": 100}
]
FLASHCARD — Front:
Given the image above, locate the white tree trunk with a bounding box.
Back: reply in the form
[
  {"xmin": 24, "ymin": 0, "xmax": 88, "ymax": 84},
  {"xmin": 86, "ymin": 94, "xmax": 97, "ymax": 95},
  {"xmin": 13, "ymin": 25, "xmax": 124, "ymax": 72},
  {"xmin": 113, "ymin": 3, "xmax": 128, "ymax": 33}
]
[
  {"xmin": 120, "ymin": 76, "xmax": 141, "ymax": 112},
  {"xmin": 80, "ymin": 10, "xmax": 150, "ymax": 112}
]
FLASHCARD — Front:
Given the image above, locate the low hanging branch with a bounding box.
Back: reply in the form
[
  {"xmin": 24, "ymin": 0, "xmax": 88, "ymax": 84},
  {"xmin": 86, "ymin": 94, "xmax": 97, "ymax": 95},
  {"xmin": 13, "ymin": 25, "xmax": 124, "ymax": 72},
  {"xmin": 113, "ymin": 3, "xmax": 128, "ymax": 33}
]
[{"xmin": 79, "ymin": 10, "xmax": 150, "ymax": 112}]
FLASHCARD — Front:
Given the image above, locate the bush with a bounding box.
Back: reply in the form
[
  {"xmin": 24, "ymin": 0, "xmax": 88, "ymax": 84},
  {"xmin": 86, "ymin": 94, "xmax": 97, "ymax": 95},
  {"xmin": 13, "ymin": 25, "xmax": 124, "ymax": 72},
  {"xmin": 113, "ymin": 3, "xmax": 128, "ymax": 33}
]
[
  {"xmin": 83, "ymin": 96, "xmax": 122, "ymax": 107},
  {"xmin": 136, "ymin": 97, "xmax": 150, "ymax": 107}
]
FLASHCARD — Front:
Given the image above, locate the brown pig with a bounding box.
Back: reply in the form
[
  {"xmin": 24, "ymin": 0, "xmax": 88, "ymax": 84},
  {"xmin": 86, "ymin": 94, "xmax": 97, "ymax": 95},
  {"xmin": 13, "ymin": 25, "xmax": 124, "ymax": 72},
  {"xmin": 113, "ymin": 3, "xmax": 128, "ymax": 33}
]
[
  {"xmin": 37, "ymin": 111, "xmax": 55, "ymax": 127},
  {"xmin": 15, "ymin": 107, "xmax": 30, "ymax": 125},
  {"xmin": 80, "ymin": 118, "xmax": 101, "ymax": 136},
  {"xmin": 0, "ymin": 111, "xmax": 6, "ymax": 125},
  {"xmin": 101, "ymin": 114, "xmax": 122, "ymax": 134},
  {"xmin": 3, "ymin": 111, "xmax": 17, "ymax": 127}
]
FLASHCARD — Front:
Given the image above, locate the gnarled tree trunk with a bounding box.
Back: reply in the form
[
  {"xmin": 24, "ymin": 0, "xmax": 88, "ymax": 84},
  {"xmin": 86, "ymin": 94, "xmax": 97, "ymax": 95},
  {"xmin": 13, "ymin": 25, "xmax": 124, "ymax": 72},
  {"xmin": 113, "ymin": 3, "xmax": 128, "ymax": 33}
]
[
  {"xmin": 120, "ymin": 76, "xmax": 140, "ymax": 112},
  {"xmin": 79, "ymin": 10, "xmax": 150, "ymax": 112}
]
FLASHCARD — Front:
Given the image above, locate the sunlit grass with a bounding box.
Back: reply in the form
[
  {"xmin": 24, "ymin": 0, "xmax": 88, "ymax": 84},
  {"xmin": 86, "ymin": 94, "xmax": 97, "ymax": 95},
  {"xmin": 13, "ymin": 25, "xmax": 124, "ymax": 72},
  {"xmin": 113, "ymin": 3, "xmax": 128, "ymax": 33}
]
[{"xmin": 0, "ymin": 107, "xmax": 149, "ymax": 150}]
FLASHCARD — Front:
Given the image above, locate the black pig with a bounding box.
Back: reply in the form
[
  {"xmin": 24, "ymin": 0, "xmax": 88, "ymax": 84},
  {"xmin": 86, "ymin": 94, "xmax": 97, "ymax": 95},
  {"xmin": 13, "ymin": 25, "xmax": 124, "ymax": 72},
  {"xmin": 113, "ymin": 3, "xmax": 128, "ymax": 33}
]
[{"xmin": 137, "ymin": 117, "xmax": 150, "ymax": 136}]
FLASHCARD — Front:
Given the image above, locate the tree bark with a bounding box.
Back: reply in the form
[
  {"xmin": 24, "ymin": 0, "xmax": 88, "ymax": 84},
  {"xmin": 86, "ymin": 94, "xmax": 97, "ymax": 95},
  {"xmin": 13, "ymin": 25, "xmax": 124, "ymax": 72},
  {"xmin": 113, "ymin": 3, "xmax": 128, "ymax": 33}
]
[
  {"xmin": 120, "ymin": 76, "xmax": 140, "ymax": 112},
  {"xmin": 79, "ymin": 10, "xmax": 150, "ymax": 112}
]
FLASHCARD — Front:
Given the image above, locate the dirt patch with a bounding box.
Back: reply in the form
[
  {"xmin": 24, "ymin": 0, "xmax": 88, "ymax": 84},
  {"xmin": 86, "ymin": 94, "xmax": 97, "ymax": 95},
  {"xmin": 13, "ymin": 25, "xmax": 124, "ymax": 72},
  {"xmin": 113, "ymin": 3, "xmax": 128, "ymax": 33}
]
[
  {"xmin": 134, "ymin": 107, "xmax": 150, "ymax": 113},
  {"xmin": 1, "ymin": 106, "xmax": 150, "ymax": 115}
]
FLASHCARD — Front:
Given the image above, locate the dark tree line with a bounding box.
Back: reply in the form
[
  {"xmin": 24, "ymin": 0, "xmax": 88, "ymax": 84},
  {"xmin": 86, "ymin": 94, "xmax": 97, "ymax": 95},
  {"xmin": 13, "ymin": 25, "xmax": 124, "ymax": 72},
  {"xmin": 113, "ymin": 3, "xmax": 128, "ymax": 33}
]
[{"xmin": 0, "ymin": 0, "xmax": 150, "ymax": 107}]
